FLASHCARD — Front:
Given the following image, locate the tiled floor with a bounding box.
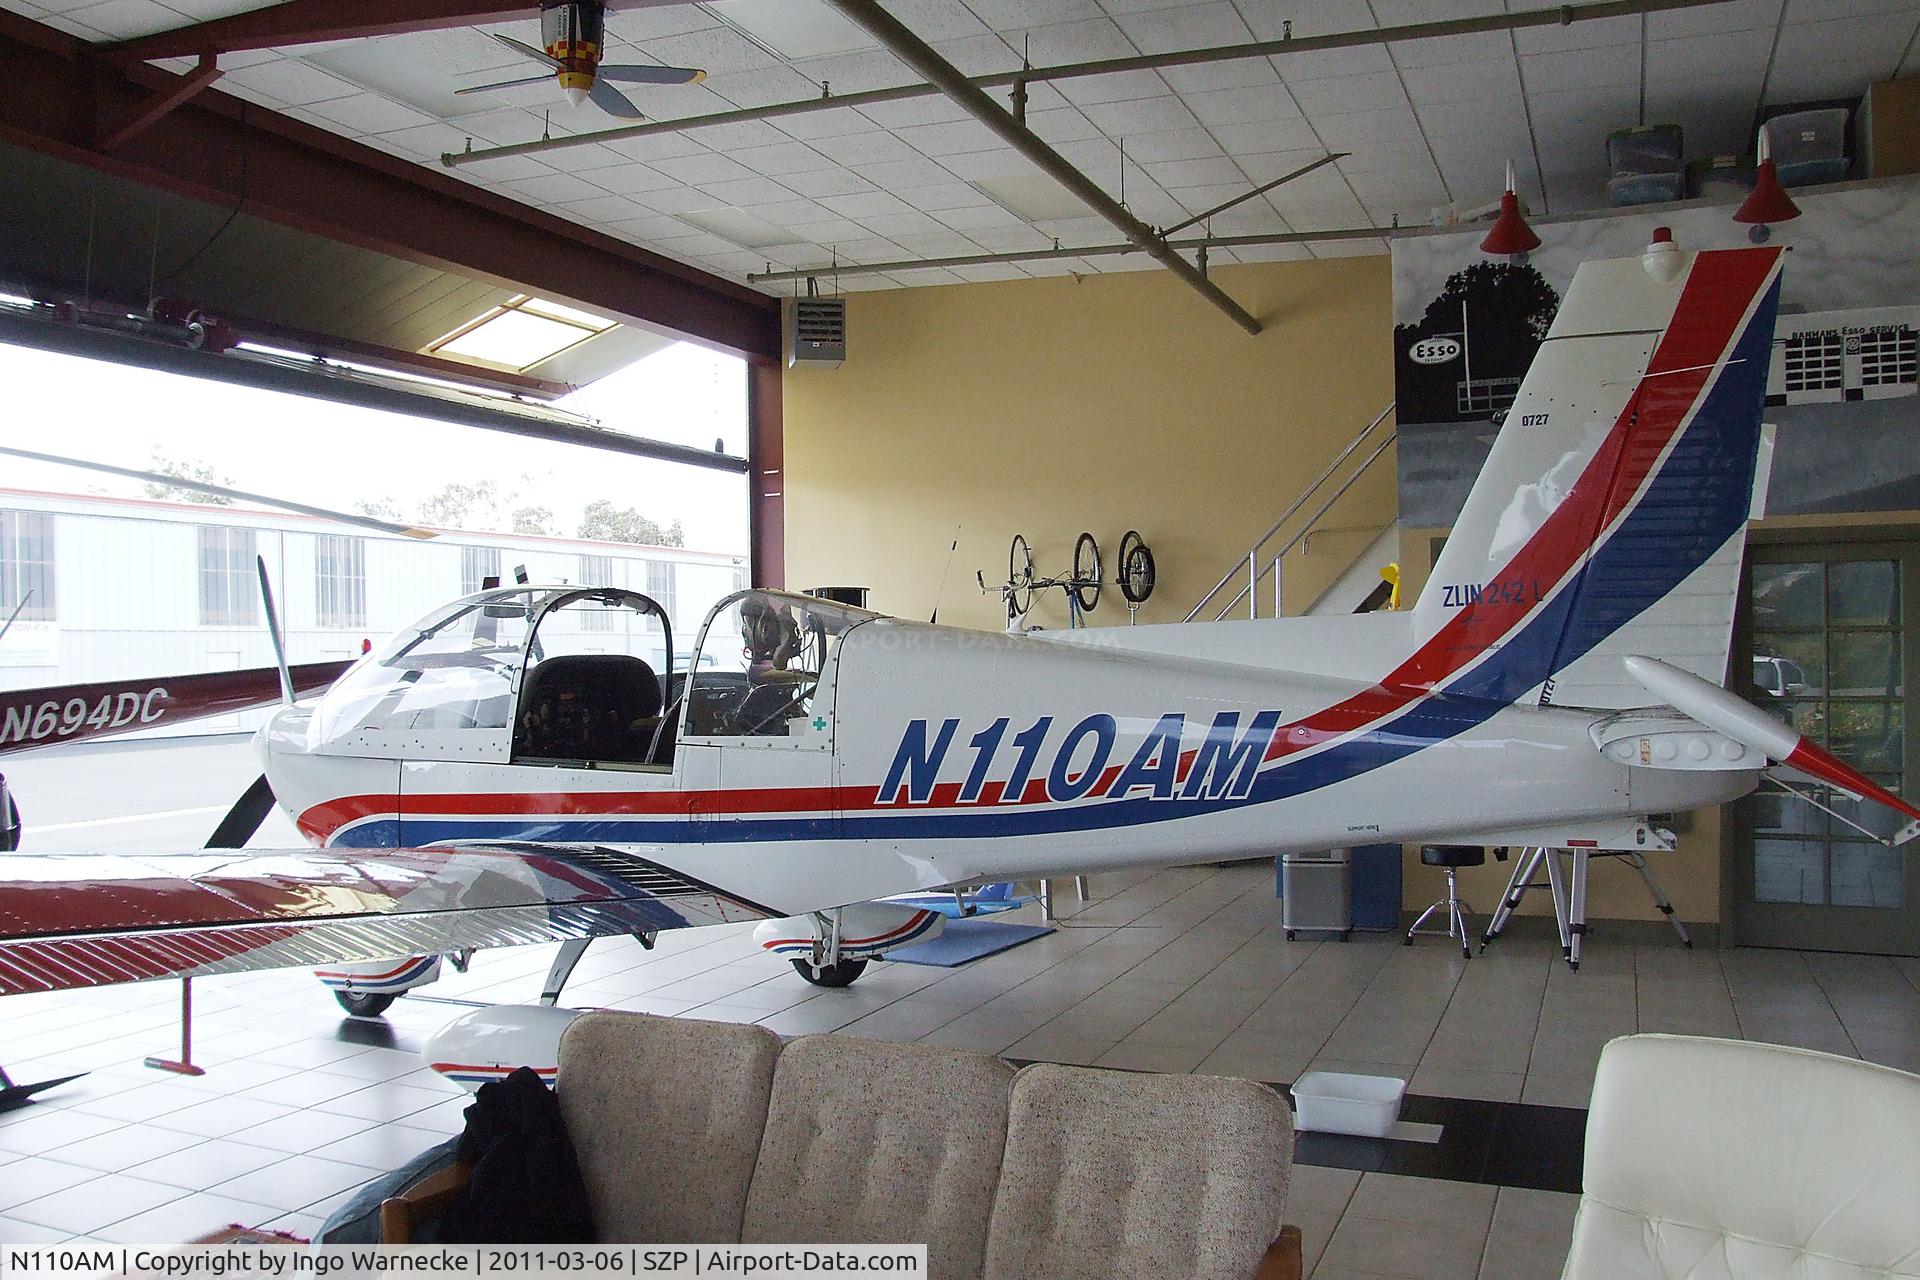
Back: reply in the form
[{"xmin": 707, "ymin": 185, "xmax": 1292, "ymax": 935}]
[{"xmin": 6, "ymin": 861, "xmax": 1920, "ymax": 1278}]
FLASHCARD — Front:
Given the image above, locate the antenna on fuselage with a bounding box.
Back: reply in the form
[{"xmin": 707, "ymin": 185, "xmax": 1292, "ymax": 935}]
[{"xmin": 929, "ymin": 526, "xmax": 961, "ymax": 624}]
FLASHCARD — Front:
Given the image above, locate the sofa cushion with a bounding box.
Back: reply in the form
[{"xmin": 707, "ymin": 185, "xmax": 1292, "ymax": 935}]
[
  {"xmin": 742, "ymin": 1035, "xmax": 1015, "ymax": 1279},
  {"xmin": 982, "ymin": 1064, "xmax": 1291, "ymax": 1280},
  {"xmin": 1564, "ymin": 1034, "xmax": 1920, "ymax": 1279},
  {"xmin": 557, "ymin": 1011, "xmax": 781, "ymax": 1243}
]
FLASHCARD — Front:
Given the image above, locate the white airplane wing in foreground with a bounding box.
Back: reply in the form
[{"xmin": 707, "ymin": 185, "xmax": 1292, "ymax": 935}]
[{"xmin": 0, "ymin": 844, "xmax": 774, "ymax": 996}]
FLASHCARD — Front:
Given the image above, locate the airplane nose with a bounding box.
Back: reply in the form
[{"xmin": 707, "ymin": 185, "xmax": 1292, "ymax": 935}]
[{"xmin": 563, "ymin": 84, "xmax": 589, "ymax": 107}]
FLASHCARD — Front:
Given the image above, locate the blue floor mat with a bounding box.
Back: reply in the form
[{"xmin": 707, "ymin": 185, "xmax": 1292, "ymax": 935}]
[{"xmin": 888, "ymin": 918, "xmax": 1054, "ymax": 967}]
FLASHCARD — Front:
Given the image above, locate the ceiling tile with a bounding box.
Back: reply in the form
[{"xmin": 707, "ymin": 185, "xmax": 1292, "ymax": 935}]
[
  {"xmin": 596, "ymin": 130, "xmax": 714, "ymax": 163},
  {"xmin": 780, "ymin": 167, "xmax": 881, "ymax": 197},
  {"xmin": 937, "ymin": 148, "xmax": 1044, "ymax": 180},
  {"xmin": 1158, "ymin": 59, "xmax": 1281, "ymax": 92},
  {"xmin": 676, "ymin": 119, "xmax": 794, "ymax": 151},
  {"xmin": 1520, "ymin": 42, "xmax": 1642, "ymax": 93},
  {"xmin": 649, "ymin": 151, "xmax": 761, "ymax": 185},
  {"xmin": 221, "ymin": 58, "xmax": 360, "ymax": 105},
  {"xmin": 602, "ymin": 212, "xmax": 697, "ymax": 241},
  {"xmin": 644, "ymin": 25, "xmax": 786, "ymax": 75},
  {"xmin": 858, "ymin": 209, "xmax": 960, "ymax": 239},
  {"xmin": 697, "ymin": 176, "xmax": 801, "ymax": 207},
  {"xmin": 1288, "ymin": 71, "xmax": 1406, "ymax": 115},
  {"xmin": 968, "ymin": 225, "xmax": 1055, "ymax": 251},
  {"xmin": 854, "ymin": 156, "xmax": 965, "ymax": 188},
  {"xmin": 630, "ymin": 185, "xmax": 729, "ymax": 215},
  {"xmin": 699, "ymin": 65, "xmax": 827, "ymax": 108},
  {"xmin": 893, "ymin": 230, "xmax": 990, "ymax": 255},
  {"xmin": 775, "ymin": 105, "xmax": 898, "ymax": 141},
  {"xmin": 1771, "ymin": 12, "xmax": 1914, "ymax": 87},
  {"xmin": 1081, "ymin": 94, "xmax": 1204, "ymax": 135},
  {"xmin": 1337, "ymin": 138, "xmax": 1444, "ymax": 173},
  {"xmin": 1311, "ymin": 107, "xmax": 1422, "ymax": 150},
  {"xmin": 56, "ymin": 0, "xmax": 189, "ymax": 37},
  {"xmin": 782, "ymin": 216, "xmax": 873, "ymax": 242},
  {"xmin": 555, "ymin": 193, "xmax": 659, "ymax": 224},
  {"xmin": 816, "ymin": 190, "xmax": 918, "ymax": 220},
  {"xmin": 883, "ymin": 0, "xmax": 995, "ymax": 41},
  {"xmin": 946, "ymin": 262, "xmax": 1034, "ymax": 282},
  {"xmin": 1027, "ymin": 107, "xmax": 1107, "ymax": 144},
  {"xmin": 1058, "ymin": 68, "xmax": 1172, "ymax": 106},
  {"xmin": 787, "ymin": 49, "xmax": 920, "ymax": 94},
  {"xmin": 854, "ymin": 96, "xmax": 977, "ymax": 130},
  {"xmin": 1142, "ymin": 155, "xmax": 1247, "ymax": 187},
  {"xmin": 1645, "ymin": 28, "xmax": 1774, "ymax": 84},
  {"xmin": 731, "ymin": 141, "xmax": 837, "ymax": 176},
  {"xmin": 805, "ymin": 129, "xmax": 927, "ymax": 166},
  {"xmin": 370, "ymin": 121, "xmax": 476, "ymax": 162},
  {"xmin": 1183, "ymin": 82, "xmax": 1306, "ymax": 128},
  {"xmin": 754, "ymin": 197, "xmax": 839, "ymax": 224},
  {"xmin": 581, "ymin": 161, "xmax": 685, "ymax": 195},
  {"xmin": 896, "ymin": 182, "xmax": 997, "ymax": 211},
  {"xmin": 502, "ymin": 171, "xmax": 618, "ymax": 204},
  {"xmin": 998, "ymin": 17, "xmax": 1136, "ymax": 66},
  {"xmin": 966, "ymin": 0, "xmax": 1107, "ymax": 29},
  {"xmin": 1111, "ymin": 1, "xmax": 1253, "ymax": 54},
  {"xmin": 305, "ymin": 93, "xmax": 440, "ymax": 135},
  {"xmin": 1122, "ymin": 128, "xmax": 1225, "ymax": 162},
  {"xmin": 1209, "ymin": 117, "xmax": 1324, "ymax": 154},
  {"xmin": 930, "ymin": 202, "xmax": 1030, "ymax": 231},
  {"xmin": 1400, "ymin": 58, "xmax": 1521, "ymax": 107},
  {"xmin": 1276, "ymin": 44, "xmax": 1397, "ymax": 81},
  {"xmin": 1647, "ymin": 0, "xmax": 1784, "ymax": 37},
  {"xmin": 929, "ymin": 33, "xmax": 1024, "ymax": 75},
  {"xmin": 445, "ymin": 152, "xmax": 552, "ymax": 183},
  {"xmin": 832, "ymin": 237, "xmax": 911, "ymax": 262},
  {"xmin": 893, "ymin": 118, "xmax": 1006, "ymax": 156},
  {"xmin": 1393, "ymin": 31, "xmax": 1512, "ymax": 69},
  {"xmin": 601, "ymin": 6, "xmax": 724, "ymax": 41}
]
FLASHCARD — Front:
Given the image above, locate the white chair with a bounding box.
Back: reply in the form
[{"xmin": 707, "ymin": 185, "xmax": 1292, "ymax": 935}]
[{"xmin": 1563, "ymin": 1033, "xmax": 1920, "ymax": 1279}]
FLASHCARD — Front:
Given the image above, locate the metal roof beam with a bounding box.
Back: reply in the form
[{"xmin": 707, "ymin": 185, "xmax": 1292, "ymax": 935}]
[
  {"xmin": 824, "ymin": 0, "xmax": 1260, "ymax": 336},
  {"xmin": 96, "ymin": 0, "xmax": 689, "ymax": 64},
  {"xmin": 0, "ymin": 12, "xmax": 779, "ymax": 364}
]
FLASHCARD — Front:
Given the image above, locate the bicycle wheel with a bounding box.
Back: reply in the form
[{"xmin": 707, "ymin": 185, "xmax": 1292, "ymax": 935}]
[
  {"xmin": 1072, "ymin": 532, "xmax": 1102, "ymax": 613},
  {"xmin": 1118, "ymin": 530, "xmax": 1156, "ymax": 604},
  {"xmin": 1008, "ymin": 534, "xmax": 1034, "ymax": 616}
]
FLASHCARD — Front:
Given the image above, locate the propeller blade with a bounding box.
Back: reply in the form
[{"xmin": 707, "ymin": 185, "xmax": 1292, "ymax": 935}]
[
  {"xmin": 454, "ymin": 73, "xmax": 556, "ymax": 96},
  {"xmin": 587, "ymin": 76, "xmax": 646, "ymax": 119},
  {"xmin": 596, "ymin": 63, "xmax": 706, "ymax": 85},
  {"xmin": 0, "ymin": 446, "xmax": 438, "ymax": 540},
  {"xmin": 207, "ymin": 773, "xmax": 277, "ymax": 849},
  {"xmin": 489, "ymin": 31, "xmax": 562, "ymax": 69},
  {"xmin": 256, "ymin": 556, "xmax": 294, "ymax": 707}
]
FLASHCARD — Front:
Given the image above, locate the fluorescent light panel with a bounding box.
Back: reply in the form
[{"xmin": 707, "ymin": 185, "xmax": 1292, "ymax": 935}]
[{"xmin": 973, "ymin": 173, "xmax": 1090, "ymax": 222}]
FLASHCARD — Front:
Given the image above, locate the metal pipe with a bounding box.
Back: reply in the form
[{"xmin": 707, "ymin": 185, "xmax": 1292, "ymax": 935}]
[
  {"xmin": 822, "ymin": 0, "xmax": 1261, "ymax": 336},
  {"xmin": 1184, "ymin": 403, "xmax": 1395, "ymax": 623},
  {"xmin": 752, "ymin": 224, "xmax": 1394, "ymax": 285},
  {"xmin": 1161, "ymin": 153, "xmax": 1346, "ymax": 237},
  {"xmin": 444, "ymin": 0, "xmax": 1737, "ymax": 169}
]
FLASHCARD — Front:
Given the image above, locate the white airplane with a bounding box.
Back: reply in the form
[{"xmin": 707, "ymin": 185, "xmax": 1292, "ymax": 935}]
[{"xmin": 4, "ymin": 233, "xmax": 1915, "ymax": 1088}]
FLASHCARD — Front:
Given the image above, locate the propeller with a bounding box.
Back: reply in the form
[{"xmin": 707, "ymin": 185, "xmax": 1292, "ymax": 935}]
[
  {"xmin": 204, "ymin": 557, "xmax": 313, "ymax": 851},
  {"xmin": 457, "ymin": 23, "xmax": 704, "ymax": 116},
  {"xmin": 489, "ymin": 31, "xmax": 563, "ymax": 68},
  {"xmin": 598, "ymin": 64, "xmax": 705, "ymax": 85},
  {"xmin": 587, "ymin": 77, "xmax": 645, "ymax": 118},
  {"xmin": 0, "ymin": 445, "xmax": 438, "ymax": 540}
]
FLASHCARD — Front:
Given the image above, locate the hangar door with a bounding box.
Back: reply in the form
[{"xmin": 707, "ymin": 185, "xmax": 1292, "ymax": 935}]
[{"xmin": 1735, "ymin": 538, "xmax": 1920, "ymax": 954}]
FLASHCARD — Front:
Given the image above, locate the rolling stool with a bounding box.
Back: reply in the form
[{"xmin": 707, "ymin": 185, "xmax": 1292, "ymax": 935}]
[{"xmin": 1405, "ymin": 844, "xmax": 1484, "ymax": 958}]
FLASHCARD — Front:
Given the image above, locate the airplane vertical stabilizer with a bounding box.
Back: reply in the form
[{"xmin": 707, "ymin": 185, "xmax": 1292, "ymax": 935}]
[{"xmin": 1409, "ymin": 240, "xmax": 1783, "ymax": 708}]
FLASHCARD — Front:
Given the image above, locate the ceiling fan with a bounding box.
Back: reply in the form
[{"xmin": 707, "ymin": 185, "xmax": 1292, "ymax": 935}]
[{"xmin": 456, "ymin": 0, "xmax": 706, "ymax": 120}]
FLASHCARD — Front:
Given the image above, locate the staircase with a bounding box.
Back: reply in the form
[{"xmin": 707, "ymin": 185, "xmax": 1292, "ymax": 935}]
[{"xmin": 1184, "ymin": 403, "xmax": 1398, "ymax": 622}]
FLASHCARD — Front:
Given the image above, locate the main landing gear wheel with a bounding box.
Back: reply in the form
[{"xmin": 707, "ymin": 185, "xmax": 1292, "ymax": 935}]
[
  {"xmin": 334, "ymin": 991, "xmax": 397, "ymax": 1017},
  {"xmin": 1072, "ymin": 532, "xmax": 1102, "ymax": 613},
  {"xmin": 791, "ymin": 957, "xmax": 867, "ymax": 987}
]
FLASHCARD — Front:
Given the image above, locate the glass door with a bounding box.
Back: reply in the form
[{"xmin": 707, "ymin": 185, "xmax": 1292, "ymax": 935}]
[{"xmin": 1736, "ymin": 541, "xmax": 1919, "ymax": 954}]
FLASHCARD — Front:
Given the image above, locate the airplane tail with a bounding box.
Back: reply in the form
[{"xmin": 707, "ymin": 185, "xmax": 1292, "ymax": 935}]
[{"xmin": 1409, "ymin": 236, "xmax": 1784, "ymax": 709}]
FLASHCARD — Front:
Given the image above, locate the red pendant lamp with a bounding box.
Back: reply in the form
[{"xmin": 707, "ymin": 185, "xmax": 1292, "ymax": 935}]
[
  {"xmin": 1734, "ymin": 128, "xmax": 1801, "ymax": 231},
  {"xmin": 1481, "ymin": 160, "xmax": 1541, "ymax": 256}
]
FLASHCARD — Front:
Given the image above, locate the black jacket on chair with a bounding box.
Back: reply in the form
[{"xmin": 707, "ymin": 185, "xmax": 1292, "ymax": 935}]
[{"xmin": 438, "ymin": 1067, "xmax": 597, "ymax": 1243}]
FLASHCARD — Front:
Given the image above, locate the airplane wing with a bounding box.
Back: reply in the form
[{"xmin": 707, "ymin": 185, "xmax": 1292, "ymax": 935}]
[
  {"xmin": 0, "ymin": 844, "xmax": 776, "ymax": 997},
  {"xmin": 0, "ymin": 661, "xmax": 350, "ymax": 756}
]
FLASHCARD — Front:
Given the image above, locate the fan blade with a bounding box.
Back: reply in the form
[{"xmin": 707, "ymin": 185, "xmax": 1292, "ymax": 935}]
[
  {"xmin": 489, "ymin": 31, "xmax": 562, "ymax": 69},
  {"xmin": 587, "ymin": 77, "xmax": 646, "ymax": 119},
  {"xmin": 207, "ymin": 774, "xmax": 277, "ymax": 849},
  {"xmin": 596, "ymin": 63, "xmax": 706, "ymax": 85},
  {"xmin": 0, "ymin": 446, "xmax": 438, "ymax": 540},
  {"xmin": 455, "ymin": 73, "xmax": 556, "ymax": 96}
]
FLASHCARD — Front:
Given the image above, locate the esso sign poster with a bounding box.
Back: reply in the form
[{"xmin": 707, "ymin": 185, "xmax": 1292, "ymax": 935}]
[{"xmin": 1408, "ymin": 336, "xmax": 1462, "ymax": 366}]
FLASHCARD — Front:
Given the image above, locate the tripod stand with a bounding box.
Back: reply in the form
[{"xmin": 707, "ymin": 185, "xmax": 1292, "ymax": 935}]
[{"xmin": 1481, "ymin": 846, "xmax": 1691, "ymax": 970}]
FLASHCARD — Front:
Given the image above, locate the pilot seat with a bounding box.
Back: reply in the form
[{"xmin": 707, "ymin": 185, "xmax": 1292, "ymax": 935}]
[{"xmin": 514, "ymin": 654, "xmax": 665, "ymax": 765}]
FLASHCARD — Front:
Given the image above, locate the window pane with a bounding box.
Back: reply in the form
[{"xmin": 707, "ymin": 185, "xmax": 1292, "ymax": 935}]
[
  {"xmin": 1752, "ymin": 562, "xmax": 1823, "ymax": 629},
  {"xmin": 1753, "ymin": 790, "xmax": 1827, "ymax": 839},
  {"xmin": 1830, "ymin": 631, "xmax": 1901, "ymax": 700},
  {"xmin": 0, "ymin": 510, "xmax": 55, "ymax": 620},
  {"xmin": 1754, "ymin": 837, "xmax": 1826, "ymax": 904},
  {"xmin": 1752, "ymin": 633, "xmax": 1824, "ymax": 692},
  {"xmin": 1828, "ymin": 560, "xmax": 1898, "ymax": 627},
  {"xmin": 1831, "ymin": 843, "xmax": 1905, "ymax": 908},
  {"xmin": 1828, "ymin": 702, "xmax": 1900, "ymax": 770}
]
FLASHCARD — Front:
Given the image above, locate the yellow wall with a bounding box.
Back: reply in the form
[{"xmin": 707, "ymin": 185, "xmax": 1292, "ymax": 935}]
[{"xmin": 782, "ymin": 258, "xmax": 1396, "ymax": 632}]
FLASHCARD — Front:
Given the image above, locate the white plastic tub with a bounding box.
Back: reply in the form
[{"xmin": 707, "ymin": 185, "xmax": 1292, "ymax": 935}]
[{"xmin": 1291, "ymin": 1071, "xmax": 1407, "ymax": 1137}]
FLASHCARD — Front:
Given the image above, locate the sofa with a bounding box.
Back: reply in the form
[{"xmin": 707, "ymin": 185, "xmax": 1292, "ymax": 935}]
[
  {"xmin": 385, "ymin": 1009, "xmax": 1302, "ymax": 1279},
  {"xmin": 1563, "ymin": 1033, "xmax": 1920, "ymax": 1279}
]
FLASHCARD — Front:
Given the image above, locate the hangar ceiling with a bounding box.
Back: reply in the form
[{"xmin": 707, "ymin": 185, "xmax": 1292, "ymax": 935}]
[{"xmin": 12, "ymin": 0, "xmax": 1916, "ymax": 295}]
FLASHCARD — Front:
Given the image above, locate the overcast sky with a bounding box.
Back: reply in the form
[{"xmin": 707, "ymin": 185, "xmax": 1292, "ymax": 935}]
[{"xmin": 0, "ymin": 338, "xmax": 750, "ymax": 552}]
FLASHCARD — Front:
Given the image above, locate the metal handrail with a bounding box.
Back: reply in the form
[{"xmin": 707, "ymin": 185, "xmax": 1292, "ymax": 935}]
[{"xmin": 1183, "ymin": 402, "xmax": 1396, "ymax": 623}]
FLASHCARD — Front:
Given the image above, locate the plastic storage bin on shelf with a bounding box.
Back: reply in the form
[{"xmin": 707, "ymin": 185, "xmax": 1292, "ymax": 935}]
[
  {"xmin": 1608, "ymin": 171, "xmax": 1685, "ymax": 207},
  {"xmin": 1290, "ymin": 1071, "xmax": 1407, "ymax": 1137},
  {"xmin": 1686, "ymin": 155, "xmax": 1754, "ymax": 200},
  {"xmin": 1765, "ymin": 107, "xmax": 1850, "ymax": 186},
  {"xmin": 1607, "ymin": 124, "xmax": 1684, "ymax": 175}
]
